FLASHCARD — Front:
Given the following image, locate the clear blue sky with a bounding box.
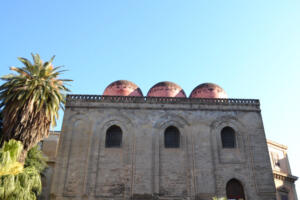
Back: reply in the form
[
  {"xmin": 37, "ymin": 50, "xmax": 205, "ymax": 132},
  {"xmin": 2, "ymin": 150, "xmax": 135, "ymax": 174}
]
[{"xmin": 1, "ymin": 0, "xmax": 300, "ymax": 193}]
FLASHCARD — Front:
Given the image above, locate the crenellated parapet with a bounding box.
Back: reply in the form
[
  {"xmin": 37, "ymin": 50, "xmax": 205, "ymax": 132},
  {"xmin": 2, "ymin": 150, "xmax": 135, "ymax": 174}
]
[
  {"xmin": 67, "ymin": 94, "xmax": 259, "ymax": 105},
  {"xmin": 66, "ymin": 94, "xmax": 260, "ymax": 111}
]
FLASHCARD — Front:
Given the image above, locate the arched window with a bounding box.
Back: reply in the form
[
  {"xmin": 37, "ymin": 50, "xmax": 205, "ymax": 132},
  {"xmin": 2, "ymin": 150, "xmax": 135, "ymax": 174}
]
[
  {"xmin": 164, "ymin": 126, "xmax": 180, "ymax": 148},
  {"xmin": 105, "ymin": 125, "xmax": 122, "ymax": 148},
  {"xmin": 221, "ymin": 126, "xmax": 236, "ymax": 148},
  {"xmin": 226, "ymin": 179, "xmax": 245, "ymax": 200}
]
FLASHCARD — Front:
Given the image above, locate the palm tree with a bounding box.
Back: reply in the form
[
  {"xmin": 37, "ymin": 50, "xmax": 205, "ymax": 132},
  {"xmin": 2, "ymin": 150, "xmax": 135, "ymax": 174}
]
[
  {"xmin": 0, "ymin": 53, "xmax": 71, "ymax": 162},
  {"xmin": 0, "ymin": 110, "xmax": 3, "ymax": 143}
]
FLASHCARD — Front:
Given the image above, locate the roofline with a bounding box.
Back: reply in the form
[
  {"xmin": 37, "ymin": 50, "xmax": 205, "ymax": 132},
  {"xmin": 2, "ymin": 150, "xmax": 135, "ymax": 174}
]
[{"xmin": 267, "ymin": 139, "xmax": 288, "ymax": 150}]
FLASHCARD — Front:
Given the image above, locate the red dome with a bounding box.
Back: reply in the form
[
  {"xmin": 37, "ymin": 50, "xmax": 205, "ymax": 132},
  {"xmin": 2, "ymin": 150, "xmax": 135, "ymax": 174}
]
[
  {"xmin": 103, "ymin": 80, "xmax": 143, "ymax": 96},
  {"xmin": 147, "ymin": 81, "xmax": 186, "ymax": 97},
  {"xmin": 190, "ymin": 83, "xmax": 227, "ymax": 98}
]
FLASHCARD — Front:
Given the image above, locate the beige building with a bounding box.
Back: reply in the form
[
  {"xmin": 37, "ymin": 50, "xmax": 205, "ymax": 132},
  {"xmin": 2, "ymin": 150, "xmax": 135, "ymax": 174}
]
[
  {"xmin": 38, "ymin": 81, "xmax": 296, "ymax": 200},
  {"xmin": 267, "ymin": 140, "xmax": 298, "ymax": 200},
  {"xmin": 39, "ymin": 131, "xmax": 60, "ymax": 200}
]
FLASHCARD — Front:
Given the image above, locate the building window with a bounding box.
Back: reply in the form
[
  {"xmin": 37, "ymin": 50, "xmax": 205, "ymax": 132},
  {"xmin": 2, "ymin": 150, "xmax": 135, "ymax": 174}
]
[
  {"xmin": 281, "ymin": 194, "xmax": 288, "ymax": 200},
  {"xmin": 271, "ymin": 152, "xmax": 281, "ymax": 169},
  {"xmin": 105, "ymin": 125, "xmax": 122, "ymax": 148},
  {"xmin": 164, "ymin": 126, "xmax": 180, "ymax": 148},
  {"xmin": 226, "ymin": 179, "xmax": 245, "ymax": 200},
  {"xmin": 221, "ymin": 126, "xmax": 236, "ymax": 148}
]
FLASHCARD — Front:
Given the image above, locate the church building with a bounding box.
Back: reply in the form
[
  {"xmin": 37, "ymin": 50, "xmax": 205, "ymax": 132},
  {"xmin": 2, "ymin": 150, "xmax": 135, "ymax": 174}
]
[{"xmin": 48, "ymin": 80, "xmax": 279, "ymax": 200}]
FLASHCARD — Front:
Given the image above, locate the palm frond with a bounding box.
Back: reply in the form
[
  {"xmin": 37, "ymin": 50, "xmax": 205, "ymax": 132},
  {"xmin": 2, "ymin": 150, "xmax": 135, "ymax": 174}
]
[{"xmin": 0, "ymin": 53, "xmax": 72, "ymax": 152}]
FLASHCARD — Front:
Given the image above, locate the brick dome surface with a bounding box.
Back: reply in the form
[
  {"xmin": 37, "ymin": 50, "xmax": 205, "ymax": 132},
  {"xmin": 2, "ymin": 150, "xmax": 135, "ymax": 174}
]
[
  {"xmin": 147, "ymin": 81, "xmax": 186, "ymax": 97},
  {"xmin": 103, "ymin": 80, "xmax": 143, "ymax": 96},
  {"xmin": 190, "ymin": 83, "xmax": 227, "ymax": 98}
]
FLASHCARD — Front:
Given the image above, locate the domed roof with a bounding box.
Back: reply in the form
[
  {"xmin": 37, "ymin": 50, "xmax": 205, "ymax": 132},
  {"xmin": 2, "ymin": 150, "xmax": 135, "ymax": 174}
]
[
  {"xmin": 147, "ymin": 81, "xmax": 186, "ymax": 97},
  {"xmin": 103, "ymin": 80, "xmax": 143, "ymax": 96},
  {"xmin": 190, "ymin": 83, "xmax": 227, "ymax": 98}
]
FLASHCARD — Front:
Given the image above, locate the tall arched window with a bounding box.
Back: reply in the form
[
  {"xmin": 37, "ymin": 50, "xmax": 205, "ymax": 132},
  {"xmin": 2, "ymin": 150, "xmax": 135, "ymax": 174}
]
[
  {"xmin": 221, "ymin": 126, "xmax": 236, "ymax": 148},
  {"xmin": 105, "ymin": 125, "xmax": 122, "ymax": 148},
  {"xmin": 226, "ymin": 179, "xmax": 245, "ymax": 200},
  {"xmin": 164, "ymin": 126, "xmax": 180, "ymax": 148}
]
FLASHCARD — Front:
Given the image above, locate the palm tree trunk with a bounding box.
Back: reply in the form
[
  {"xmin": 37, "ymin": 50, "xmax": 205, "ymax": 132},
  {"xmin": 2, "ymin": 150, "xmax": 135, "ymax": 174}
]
[
  {"xmin": 18, "ymin": 149, "xmax": 28, "ymax": 163},
  {"xmin": 2, "ymin": 103, "xmax": 50, "ymax": 161}
]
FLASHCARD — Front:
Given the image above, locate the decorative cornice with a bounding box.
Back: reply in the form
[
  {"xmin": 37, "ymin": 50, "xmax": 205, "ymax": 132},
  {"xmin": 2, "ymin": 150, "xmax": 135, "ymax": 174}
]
[
  {"xmin": 66, "ymin": 94, "xmax": 260, "ymax": 106},
  {"xmin": 273, "ymin": 171, "xmax": 298, "ymax": 183}
]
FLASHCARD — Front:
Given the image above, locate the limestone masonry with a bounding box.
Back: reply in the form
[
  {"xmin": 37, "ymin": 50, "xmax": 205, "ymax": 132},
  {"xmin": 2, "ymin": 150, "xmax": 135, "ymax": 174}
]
[{"xmin": 44, "ymin": 80, "xmax": 297, "ymax": 200}]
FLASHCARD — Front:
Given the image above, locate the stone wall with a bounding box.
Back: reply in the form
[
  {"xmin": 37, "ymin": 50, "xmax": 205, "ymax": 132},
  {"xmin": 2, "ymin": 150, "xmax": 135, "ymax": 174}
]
[{"xmin": 49, "ymin": 96, "xmax": 276, "ymax": 200}]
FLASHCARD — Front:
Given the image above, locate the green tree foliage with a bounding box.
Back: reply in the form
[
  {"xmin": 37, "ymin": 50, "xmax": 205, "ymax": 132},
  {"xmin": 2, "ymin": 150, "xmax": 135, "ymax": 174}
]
[
  {"xmin": 0, "ymin": 110, "xmax": 3, "ymax": 143},
  {"xmin": 0, "ymin": 140, "xmax": 23, "ymax": 176},
  {"xmin": 0, "ymin": 167, "xmax": 42, "ymax": 200},
  {"xmin": 25, "ymin": 145, "xmax": 47, "ymax": 173},
  {"xmin": 0, "ymin": 54, "xmax": 71, "ymax": 161},
  {"xmin": 0, "ymin": 139, "xmax": 47, "ymax": 200}
]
